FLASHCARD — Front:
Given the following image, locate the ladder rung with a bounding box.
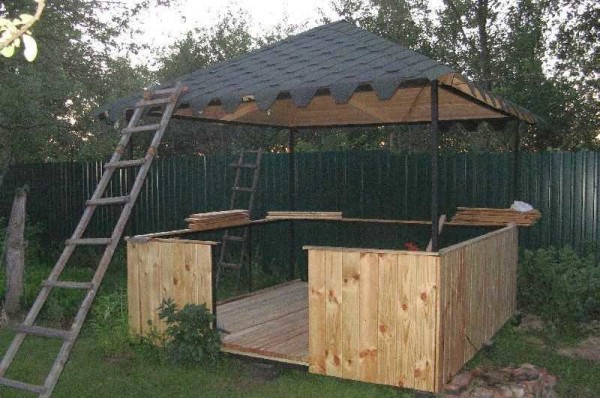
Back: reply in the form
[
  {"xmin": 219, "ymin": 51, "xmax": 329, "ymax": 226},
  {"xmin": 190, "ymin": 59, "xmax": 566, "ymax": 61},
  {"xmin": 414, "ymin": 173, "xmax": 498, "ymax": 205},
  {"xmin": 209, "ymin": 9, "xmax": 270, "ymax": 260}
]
[
  {"xmin": 122, "ymin": 123, "xmax": 161, "ymax": 134},
  {"xmin": 232, "ymin": 187, "xmax": 253, "ymax": 192},
  {"xmin": 136, "ymin": 96, "xmax": 173, "ymax": 107},
  {"xmin": 86, "ymin": 196, "xmax": 130, "ymax": 206},
  {"xmin": 42, "ymin": 280, "xmax": 94, "ymax": 290},
  {"xmin": 224, "ymin": 235, "xmax": 245, "ymax": 242},
  {"xmin": 104, "ymin": 158, "xmax": 146, "ymax": 169},
  {"xmin": 229, "ymin": 162, "xmax": 259, "ymax": 169},
  {"xmin": 0, "ymin": 376, "xmax": 45, "ymax": 394},
  {"xmin": 13, "ymin": 324, "xmax": 72, "ymax": 340},
  {"xmin": 65, "ymin": 238, "xmax": 112, "ymax": 246},
  {"xmin": 144, "ymin": 87, "xmax": 178, "ymax": 99},
  {"xmin": 221, "ymin": 262, "xmax": 242, "ymax": 270}
]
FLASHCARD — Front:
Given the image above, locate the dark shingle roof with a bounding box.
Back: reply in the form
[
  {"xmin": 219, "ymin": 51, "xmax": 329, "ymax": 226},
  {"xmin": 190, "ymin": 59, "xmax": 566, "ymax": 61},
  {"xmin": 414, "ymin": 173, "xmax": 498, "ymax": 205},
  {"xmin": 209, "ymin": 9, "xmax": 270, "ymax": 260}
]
[
  {"xmin": 100, "ymin": 21, "xmax": 536, "ymax": 124},
  {"xmin": 102, "ymin": 21, "xmax": 454, "ymax": 120}
]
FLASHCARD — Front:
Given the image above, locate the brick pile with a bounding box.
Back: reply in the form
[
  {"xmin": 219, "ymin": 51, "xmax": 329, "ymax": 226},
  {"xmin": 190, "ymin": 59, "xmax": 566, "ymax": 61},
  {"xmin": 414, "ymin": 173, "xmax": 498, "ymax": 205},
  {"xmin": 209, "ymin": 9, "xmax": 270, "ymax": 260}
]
[{"xmin": 444, "ymin": 364, "xmax": 558, "ymax": 398}]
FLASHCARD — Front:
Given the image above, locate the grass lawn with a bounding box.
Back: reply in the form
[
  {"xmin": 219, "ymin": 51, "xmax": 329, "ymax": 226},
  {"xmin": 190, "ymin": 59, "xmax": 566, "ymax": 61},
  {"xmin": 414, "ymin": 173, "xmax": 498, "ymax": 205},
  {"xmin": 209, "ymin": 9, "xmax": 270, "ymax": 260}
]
[{"xmin": 0, "ymin": 323, "xmax": 599, "ymax": 397}]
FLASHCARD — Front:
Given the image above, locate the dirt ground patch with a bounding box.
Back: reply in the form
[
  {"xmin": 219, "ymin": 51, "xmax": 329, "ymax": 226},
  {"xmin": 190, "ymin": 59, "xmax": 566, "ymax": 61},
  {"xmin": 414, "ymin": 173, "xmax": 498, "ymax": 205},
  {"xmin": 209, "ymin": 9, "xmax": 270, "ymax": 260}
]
[{"xmin": 558, "ymin": 336, "xmax": 600, "ymax": 362}]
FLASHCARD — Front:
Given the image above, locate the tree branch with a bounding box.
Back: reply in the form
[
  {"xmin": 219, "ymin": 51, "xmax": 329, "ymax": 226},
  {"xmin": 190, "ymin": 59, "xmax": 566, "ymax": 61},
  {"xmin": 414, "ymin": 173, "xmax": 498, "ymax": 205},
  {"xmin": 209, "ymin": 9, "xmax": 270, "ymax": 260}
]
[
  {"xmin": 0, "ymin": 0, "xmax": 45, "ymax": 51},
  {"xmin": 443, "ymin": 0, "xmax": 471, "ymax": 46}
]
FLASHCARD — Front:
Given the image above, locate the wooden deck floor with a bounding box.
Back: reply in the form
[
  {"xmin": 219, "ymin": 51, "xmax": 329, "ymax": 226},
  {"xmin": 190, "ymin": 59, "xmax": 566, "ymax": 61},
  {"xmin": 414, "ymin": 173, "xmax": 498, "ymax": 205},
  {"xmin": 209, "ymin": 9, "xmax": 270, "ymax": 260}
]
[{"xmin": 217, "ymin": 280, "xmax": 308, "ymax": 366}]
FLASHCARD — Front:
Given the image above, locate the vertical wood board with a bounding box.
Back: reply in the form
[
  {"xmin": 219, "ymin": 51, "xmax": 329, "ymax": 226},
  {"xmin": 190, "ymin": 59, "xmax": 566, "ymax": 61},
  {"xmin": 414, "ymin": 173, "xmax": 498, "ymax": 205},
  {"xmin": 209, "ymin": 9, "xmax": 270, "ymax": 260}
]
[
  {"xmin": 127, "ymin": 239, "xmax": 213, "ymax": 336},
  {"xmin": 437, "ymin": 225, "xmax": 518, "ymax": 388},
  {"xmin": 307, "ymin": 247, "xmax": 439, "ymax": 392}
]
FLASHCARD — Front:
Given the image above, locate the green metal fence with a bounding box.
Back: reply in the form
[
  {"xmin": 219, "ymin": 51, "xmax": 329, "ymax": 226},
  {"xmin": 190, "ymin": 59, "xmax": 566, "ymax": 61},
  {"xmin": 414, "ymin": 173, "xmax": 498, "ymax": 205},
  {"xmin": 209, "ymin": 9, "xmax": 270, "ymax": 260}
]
[{"xmin": 1, "ymin": 150, "xmax": 599, "ymax": 259}]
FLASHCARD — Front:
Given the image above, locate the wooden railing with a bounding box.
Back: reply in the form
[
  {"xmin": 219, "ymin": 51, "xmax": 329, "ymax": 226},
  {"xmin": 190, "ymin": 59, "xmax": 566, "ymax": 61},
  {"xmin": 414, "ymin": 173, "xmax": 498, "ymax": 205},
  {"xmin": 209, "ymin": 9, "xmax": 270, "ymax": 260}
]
[
  {"xmin": 127, "ymin": 238, "xmax": 216, "ymax": 336},
  {"xmin": 305, "ymin": 224, "xmax": 518, "ymax": 393}
]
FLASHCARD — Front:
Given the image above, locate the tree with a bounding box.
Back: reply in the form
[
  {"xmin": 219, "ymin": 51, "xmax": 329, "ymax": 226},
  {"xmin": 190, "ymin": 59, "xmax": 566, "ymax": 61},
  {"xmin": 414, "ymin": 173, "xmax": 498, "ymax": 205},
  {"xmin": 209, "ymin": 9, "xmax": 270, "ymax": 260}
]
[
  {"xmin": 0, "ymin": 0, "xmax": 171, "ymax": 191},
  {"xmin": 156, "ymin": 8, "xmax": 254, "ymax": 81},
  {"xmin": 549, "ymin": 0, "xmax": 599, "ymax": 149},
  {"xmin": 323, "ymin": 0, "xmax": 599, "ymax": 151},
  {"xmin": 3, "ymin": 186, "xmax": 27, "ymax": 316}
]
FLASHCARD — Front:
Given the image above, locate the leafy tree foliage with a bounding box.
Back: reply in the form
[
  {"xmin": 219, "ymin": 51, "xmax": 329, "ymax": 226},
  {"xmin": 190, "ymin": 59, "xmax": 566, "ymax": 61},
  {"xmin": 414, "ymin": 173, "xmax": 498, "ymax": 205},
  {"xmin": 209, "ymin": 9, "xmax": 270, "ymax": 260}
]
[
  {"xmin": 0, "ymin": 0, "xmax": 173, "ymax": 191},
  {"xmin": 152, "ymin": 9, "xmax": 297, "ymax": 157},
  {"xmin": 323, "ymin": 0, "xmax": 599, "ymax": 151}
]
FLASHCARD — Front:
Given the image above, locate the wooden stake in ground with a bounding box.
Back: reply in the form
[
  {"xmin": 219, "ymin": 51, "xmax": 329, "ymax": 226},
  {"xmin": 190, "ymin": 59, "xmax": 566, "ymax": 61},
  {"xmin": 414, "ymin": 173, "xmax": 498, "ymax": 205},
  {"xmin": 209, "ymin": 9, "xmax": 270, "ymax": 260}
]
[{"xmin": 4, "ymin": 186, "xmax": 28, "ymax": 316}]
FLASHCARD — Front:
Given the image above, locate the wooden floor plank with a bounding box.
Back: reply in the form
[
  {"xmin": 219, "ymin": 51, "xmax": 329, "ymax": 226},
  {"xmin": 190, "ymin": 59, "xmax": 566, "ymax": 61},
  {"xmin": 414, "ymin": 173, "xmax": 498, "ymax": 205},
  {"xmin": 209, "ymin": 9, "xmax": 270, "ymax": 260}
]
[{"xmin": 217, "ymin": 280, "xmax": 309, "ymax": 364}]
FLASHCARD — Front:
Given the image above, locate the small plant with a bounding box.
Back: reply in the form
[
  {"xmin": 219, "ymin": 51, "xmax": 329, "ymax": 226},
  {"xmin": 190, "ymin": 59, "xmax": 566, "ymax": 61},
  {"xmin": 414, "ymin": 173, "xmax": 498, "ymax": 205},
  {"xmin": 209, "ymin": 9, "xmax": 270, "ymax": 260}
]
[
  {"xmin": 90, "ymin": 288, "xmax": 131, "ymax": 357},
  {"xmin": 158, "ymin": 298, "xmax": 221, "ymax": 365}
]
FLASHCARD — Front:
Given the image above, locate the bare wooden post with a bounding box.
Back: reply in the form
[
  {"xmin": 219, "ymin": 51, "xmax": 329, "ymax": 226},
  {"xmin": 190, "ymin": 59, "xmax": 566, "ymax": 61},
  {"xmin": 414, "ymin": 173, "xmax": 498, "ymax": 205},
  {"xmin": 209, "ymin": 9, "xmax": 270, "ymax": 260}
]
[{"xmin": 4, "ymin": 186, "xmax": 28, "ymax": 316}]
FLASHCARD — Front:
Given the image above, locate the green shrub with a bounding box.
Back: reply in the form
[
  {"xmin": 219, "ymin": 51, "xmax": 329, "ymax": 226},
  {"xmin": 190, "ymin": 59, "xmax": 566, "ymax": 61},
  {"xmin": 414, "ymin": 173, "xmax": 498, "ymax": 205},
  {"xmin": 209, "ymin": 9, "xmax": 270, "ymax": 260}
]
[
  {"xmin": 158, "ymin": 298, "xmax": 221, "ymax": 365},
  {"xmin": 518, "ymin": 245, "xmax": 600, "ymax": 331},
  {"xmin": 90, "ymin": 287, "xmax": 131, "ymax": 357}
]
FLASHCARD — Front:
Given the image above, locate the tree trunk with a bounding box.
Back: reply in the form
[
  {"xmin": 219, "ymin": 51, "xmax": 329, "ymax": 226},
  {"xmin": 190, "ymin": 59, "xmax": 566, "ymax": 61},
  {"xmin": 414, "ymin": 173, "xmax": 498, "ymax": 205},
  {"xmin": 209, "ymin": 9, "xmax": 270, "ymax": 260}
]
[
  {"xmin": 476, "ymin": 0, "xmax": 492, "ymax": 90},
  {"xmin": 4, "ymin": 186, "xmax": 28, "ymax": 316},
  {"xmin": 0, "ymin": 148, "xmax": 12, "ymax": 193}
]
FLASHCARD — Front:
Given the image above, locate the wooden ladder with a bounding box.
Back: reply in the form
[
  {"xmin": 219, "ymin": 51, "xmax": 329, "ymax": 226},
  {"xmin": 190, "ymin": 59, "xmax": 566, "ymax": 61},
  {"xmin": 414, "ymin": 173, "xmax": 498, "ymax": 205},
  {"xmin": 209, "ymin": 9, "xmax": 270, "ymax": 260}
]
[
  {"xmin": 216, "ymin": 149, "xmax": 263, "ymax": 290},
  {"xmin": 0, "ymin": 83, "xmax": 187, "ymax": 397}
]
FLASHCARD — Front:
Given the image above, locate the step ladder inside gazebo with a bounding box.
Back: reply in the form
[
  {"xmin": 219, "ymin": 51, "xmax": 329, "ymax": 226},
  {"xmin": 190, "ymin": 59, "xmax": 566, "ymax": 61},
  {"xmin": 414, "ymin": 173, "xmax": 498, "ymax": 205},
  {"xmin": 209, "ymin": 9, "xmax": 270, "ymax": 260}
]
[
  {"xmin": 0, "ymin": 83, "xmax": 187, "ymax": 397},
  {"xmin": 216, "ymin": 149, "xmax": 263, "ymax": 291}
]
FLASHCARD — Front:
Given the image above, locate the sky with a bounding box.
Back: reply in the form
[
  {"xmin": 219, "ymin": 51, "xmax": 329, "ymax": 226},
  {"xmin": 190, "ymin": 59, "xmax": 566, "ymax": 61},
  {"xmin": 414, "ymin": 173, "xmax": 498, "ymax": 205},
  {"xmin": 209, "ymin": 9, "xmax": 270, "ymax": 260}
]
[{"xmin": 136, "ymin": 0, "xmax": 336, "ymax": 51}]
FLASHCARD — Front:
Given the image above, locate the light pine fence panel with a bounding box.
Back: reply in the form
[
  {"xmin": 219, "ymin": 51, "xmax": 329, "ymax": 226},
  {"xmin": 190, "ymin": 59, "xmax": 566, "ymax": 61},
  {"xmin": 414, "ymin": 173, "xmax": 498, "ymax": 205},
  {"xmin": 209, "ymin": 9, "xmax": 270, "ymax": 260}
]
[
  {"xmin": 307, "ymin": 247, "xmax": 439, "ymax": 392},
  {"xmin": 437, "ymin": 225, "xmax": 518, "ymax": 388},
  {"xmin": 127, "ymin": 239, "xmax": 213, "ymax": 336}
]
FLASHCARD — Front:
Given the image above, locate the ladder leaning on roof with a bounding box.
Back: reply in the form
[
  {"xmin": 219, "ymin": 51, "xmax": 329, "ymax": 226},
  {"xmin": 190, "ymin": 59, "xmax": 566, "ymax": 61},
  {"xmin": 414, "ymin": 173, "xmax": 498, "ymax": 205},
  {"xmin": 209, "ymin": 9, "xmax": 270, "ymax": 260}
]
[{"xmin": 0, "ymin": 83, "xmax": 187, "ymax": 397}]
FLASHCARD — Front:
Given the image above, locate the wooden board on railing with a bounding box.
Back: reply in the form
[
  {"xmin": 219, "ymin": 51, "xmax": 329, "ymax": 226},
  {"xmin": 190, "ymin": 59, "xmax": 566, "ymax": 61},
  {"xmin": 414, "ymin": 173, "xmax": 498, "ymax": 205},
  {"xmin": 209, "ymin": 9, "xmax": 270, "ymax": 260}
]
[
  {"xmin": 448, "ymin": 207, "xmax": 541, "ymax": 226},
  {"xmin": 266, "ymin": 211, "xmax": 342, "ymax": 220},
  {"xmin": 185, "ymin": 209, "xmax": 250, "ymax": 231}
]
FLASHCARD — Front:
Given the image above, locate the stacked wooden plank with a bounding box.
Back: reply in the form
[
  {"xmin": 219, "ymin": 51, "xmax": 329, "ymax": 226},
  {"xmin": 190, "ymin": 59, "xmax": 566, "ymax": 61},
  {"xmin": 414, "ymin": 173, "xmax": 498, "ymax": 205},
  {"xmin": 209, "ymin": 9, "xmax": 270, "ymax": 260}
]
[
  {"xmin": 449, "ymin": 207, "xmax": 541, "ymax": 226},
  {"xmin": 265, "ymin": 211, "xmax": 342, "ymax": 220},
  {"xmin": 186, "ymin": 210, "xmax": 250, "ymax": 231}
]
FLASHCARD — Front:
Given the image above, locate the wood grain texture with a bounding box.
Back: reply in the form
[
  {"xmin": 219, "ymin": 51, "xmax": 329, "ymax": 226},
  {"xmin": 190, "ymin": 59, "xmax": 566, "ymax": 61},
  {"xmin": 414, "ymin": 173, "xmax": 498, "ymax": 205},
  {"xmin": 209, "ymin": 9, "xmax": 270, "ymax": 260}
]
[
  {"xmin": 307, "ymin": 247, "xmax": 439, "ymax": 392},
  {"xmin": 308, "ymin": 250, "xmax": 326, "ymax": 374},
  {"xmin": 437, "ymin": 225, "xmax": 518, "ymax": 389},
  {"xmin": 448, "ymin": 207, "xmax": 541, "ymax": 226},
  {"xmin": 219, "ymin": 280, "xmax": 308, "ymax": 364},
  {"xmin": 341, "ymin": 251, "xmax": 360, "ymax": 380},
  {"xmin": 358, "ymin": 252, "xmax": 379, "ymax": 383},
  {"xmin": 377, "ymin": 253, "xmax": 398, "ymax": 386},
  {"xmin": 127, "ymin": 242, "xmax": 141, "ymax": 335},
  {"xmin": 126, "ymin": 239, "xmax": 213, "ymax": 337},
  {"xmin": 174, "ymin": 85, "xmax": 508, "ymax": 127},
  {"xmin": 325, "ymin": 250, "xmax": 343, "ymax": 377}
]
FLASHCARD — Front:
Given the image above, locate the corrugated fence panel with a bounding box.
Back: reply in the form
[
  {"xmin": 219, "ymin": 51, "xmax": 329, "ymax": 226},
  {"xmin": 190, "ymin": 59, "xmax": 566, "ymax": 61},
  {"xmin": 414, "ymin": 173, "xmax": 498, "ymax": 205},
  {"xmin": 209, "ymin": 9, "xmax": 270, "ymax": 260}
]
[{"xmin": 2, "ymin": 150, "xmax": 600, "ymax": 255}]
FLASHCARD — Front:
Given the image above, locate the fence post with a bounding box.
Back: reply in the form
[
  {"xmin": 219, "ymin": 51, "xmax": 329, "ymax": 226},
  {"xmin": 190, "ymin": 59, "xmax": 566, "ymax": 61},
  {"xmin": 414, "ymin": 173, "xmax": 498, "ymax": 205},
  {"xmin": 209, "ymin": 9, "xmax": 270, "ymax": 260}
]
[{"xmin": 3, "ymin": 185, "xmax": 28, "ymax": 316}]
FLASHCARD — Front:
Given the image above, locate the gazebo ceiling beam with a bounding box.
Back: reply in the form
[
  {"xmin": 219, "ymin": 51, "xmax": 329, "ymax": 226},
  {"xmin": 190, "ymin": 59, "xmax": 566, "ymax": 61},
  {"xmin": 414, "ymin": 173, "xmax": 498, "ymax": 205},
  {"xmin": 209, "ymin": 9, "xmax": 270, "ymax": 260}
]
[{"xmin": 170, "ymin": 84, "xmax": 509, "ymax": 128}]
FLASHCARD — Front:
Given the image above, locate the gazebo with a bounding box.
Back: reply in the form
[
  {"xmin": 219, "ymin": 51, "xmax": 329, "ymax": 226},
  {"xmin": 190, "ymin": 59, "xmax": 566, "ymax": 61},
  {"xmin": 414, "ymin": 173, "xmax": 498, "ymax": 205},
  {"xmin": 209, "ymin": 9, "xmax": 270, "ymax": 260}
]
[
  {"xmin": 106, "ymin": 21, "xmax": 535, "ymax": 393},
  {"xmin": 103, "ymin": 20, "xmax": 535, "ymax": 251}
]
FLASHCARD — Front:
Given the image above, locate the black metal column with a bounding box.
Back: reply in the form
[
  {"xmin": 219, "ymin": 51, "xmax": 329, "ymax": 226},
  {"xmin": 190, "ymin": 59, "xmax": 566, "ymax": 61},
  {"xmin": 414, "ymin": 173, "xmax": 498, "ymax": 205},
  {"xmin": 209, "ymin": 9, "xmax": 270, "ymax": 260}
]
[
  {"xmin": 288, "ymin": 128, "xmax": 297, "ymax": 280},
  {"xmin": 430, "ymin": 80, "xmax": 440, "ymax": 252},
  {"xmin": 126, "ymin": 136, "xmax": 135, "ymax": 236},
  {"xmin": 512, "ymin": 121, "xmax": 521, "ymax": 201}
]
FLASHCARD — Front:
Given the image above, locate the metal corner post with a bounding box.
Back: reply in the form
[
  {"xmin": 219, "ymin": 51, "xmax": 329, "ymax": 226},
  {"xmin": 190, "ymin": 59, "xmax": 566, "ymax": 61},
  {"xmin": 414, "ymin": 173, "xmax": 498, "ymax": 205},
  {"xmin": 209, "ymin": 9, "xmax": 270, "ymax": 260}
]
[
  {"xmin": 430, "ymin": 80, "xmax": 440, "ymax": 252},
  {"xmin": 513, "ymin": 120, "xmax": 521, "ymax": 201},
  {"xmin": 288, "ymin": 128, "xmax": 297, "ymax": 280}
]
